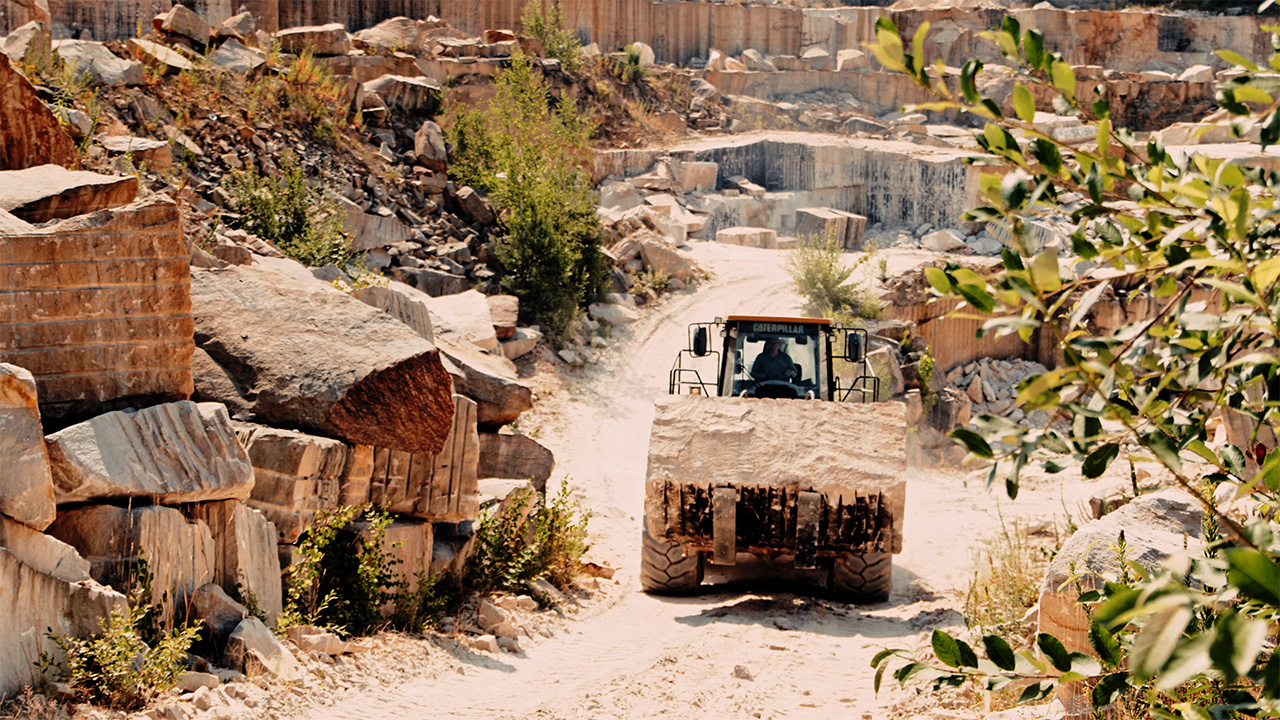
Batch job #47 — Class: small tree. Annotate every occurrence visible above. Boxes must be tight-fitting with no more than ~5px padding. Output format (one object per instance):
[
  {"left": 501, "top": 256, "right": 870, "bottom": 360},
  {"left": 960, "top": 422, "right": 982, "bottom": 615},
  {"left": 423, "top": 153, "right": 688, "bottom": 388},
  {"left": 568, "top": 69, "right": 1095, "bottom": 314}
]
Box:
[
  {"left": 866, "top": 16, "right": 1279, "bottom": 718},
  {"left": 786, "top": 229, "right": 880, "bottom": 322},
  {"left": 519, "top": 0, "right": 583, "bottom": 74},
  {"left": 448, "top": 51, "right": 607, "bottom": 338}
]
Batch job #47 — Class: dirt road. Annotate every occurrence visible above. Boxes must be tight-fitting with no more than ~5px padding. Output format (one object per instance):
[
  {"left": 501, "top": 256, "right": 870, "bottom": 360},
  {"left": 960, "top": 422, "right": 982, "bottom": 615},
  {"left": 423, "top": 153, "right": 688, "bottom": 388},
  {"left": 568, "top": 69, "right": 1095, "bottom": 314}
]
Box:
[{"left": 310, "top": 244, "right": 1109, "bottom": 720}]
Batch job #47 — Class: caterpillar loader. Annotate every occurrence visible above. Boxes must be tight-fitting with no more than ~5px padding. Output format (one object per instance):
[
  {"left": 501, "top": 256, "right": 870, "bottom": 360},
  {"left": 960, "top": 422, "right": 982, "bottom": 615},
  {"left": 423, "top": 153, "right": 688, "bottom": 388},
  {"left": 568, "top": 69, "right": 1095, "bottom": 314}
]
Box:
[{"left": 641, "top": 316, "right": 906, "bottom": 602}]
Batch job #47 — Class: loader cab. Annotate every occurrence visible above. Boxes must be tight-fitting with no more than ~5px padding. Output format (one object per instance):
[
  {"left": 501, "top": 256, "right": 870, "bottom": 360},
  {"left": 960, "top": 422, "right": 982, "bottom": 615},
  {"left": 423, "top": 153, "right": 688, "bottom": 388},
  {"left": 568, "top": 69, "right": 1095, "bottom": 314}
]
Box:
[{"left": 670, "top": 315, "right": 879, "bottom": 402}]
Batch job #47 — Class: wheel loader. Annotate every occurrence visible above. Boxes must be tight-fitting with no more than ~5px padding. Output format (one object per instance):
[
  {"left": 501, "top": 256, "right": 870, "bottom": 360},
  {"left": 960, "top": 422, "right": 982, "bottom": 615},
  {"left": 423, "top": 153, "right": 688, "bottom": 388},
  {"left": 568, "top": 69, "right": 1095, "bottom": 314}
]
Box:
[{"left": 641, "top": 316, "right": 906, "bottom": 602}]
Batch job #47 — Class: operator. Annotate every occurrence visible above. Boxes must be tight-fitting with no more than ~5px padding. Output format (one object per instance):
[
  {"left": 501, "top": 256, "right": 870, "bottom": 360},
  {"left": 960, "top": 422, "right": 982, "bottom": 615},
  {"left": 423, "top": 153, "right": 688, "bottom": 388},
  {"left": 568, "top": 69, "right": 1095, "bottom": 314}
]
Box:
[{"left": 751, "top": 337, "right": 797, "bottom": 382}]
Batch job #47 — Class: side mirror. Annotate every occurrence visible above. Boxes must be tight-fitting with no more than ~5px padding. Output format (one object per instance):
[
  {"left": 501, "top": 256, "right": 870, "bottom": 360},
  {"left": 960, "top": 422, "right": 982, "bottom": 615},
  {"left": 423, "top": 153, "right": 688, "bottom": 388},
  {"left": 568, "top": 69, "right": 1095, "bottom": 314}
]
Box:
[
  {"left": 845, "top": 333, "right": 863, "bottom": 363},
  {"left": 692, "top": 326, "right": 709, "bottom": 357}
]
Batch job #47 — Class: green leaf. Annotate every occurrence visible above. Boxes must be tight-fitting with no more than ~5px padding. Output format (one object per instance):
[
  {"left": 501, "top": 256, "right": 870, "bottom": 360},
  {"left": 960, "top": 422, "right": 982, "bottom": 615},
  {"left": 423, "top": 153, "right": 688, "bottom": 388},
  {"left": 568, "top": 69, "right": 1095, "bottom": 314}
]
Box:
[
  {"left": 1067, "top": 652, "right": 1102, "bottom": 677},
  {"left": 932, "top": 630, "right": 963, "bottom": 668},
  {"left": 1037, "top": 633, "right": 1072, "bottom": 672},
  {"left": 960, "top": 59, "right": 983, "bottom": 104},
  {"left": 924, "top": 266, "right": 953, "bottom": 294},
  {"left": 956, "top": 639, "right": 979, "bottom": 668},
  {"left": 912, "top": 22, "right": 931, "bottom": 75},
  {"left": 983, "top": 634, "right": 1016, "bottom": 671},
  {"left": 1090, "top": 622, "right": 1124, "bottom": 666},
  {"left": 1069, "top": 281, "right": 1109, "bottom": 330},
  {"left": 1016, "top": 681, "right": 1055, "bottom": 703},
  {"left": 951, "top": 428, "right": 994, "bottom": 459},
  {"left": 1023, "top": 29, "right": 1045, "bottom": 70},
  {"left": 1051, "top": 59, "right": 1076, "bottom": 100},
  {"left": 1223, "top": 548, "right": 1280, "bottom": 605},
  {"left": 1013, "top": 84, "right": 1035, "bottom": 123},
  {"left": 1208, "top": 611, "right": 1268, "bottom": 681},
  {"left": 871, "top": 648, "right": 896, "bottom": 668},
  {"left": 1216, "top": 49, "right": 1259, "bottom": 71},
  {"left": 1030, "top": 249, "right": 1061, "bottom": 293},
  {"left": 873, "top": 661, "right": 888, "bottom": 694},
  {"left": 1082, "top": 443, "right": 1120, "bottom": 479},
  {"left": 1144, "top": 430, "right": 1183, "bottom": 473},
  {"left": 1131, "top": 604, "right": 1193, "bottom": 683},
  {"left": 957, "top": 283, "right": 997, "bottom": 313},
  {"left": 1253, "top": 256, "right": 1280, "bottom": 291},
  {"left": 1092, "top": 672, "right": 1130, "bottom": 707}
]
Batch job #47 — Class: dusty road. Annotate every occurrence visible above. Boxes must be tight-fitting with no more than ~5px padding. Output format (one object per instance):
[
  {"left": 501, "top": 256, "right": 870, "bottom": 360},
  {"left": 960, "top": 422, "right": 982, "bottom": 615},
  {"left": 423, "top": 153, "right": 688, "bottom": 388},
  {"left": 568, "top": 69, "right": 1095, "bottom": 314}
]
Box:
[{"left": 310, "top": 244, "right": 1110, "bottom": 720}]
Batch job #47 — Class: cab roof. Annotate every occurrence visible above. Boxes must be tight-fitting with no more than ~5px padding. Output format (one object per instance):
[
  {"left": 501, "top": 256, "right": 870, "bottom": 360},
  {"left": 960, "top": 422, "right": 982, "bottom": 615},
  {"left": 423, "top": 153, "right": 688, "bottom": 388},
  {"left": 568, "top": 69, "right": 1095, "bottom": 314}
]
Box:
[{"left": 725, "top": 315, "right": 832, "bottom": 326}]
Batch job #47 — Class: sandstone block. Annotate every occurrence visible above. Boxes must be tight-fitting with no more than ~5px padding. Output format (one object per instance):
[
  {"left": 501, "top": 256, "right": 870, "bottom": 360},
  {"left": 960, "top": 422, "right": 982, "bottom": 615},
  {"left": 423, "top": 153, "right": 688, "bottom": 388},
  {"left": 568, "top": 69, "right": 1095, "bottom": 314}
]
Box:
[
  {"left": 413, "top": 119, "right": 447, "bottom": 172},
  {"left": 478, "top": 432, "right": 555, "bottom": 491},
  {"left": 363, "top": 395, "right": 480, "bottom": 522},
  {"left": 430, "top": 289, "right": 499, "bottom": 352},
  {"left": 128, "top": 38, "right": 195, "bottom": 74},
  {"left": 0, "top": 196, "right": 191, "bottom": 424},
  {"left": 486, "top": 295, "right": 519, "bottom": 341},
  {"left": 835, "top": 49, "right": 870, "bottom": 71},
  {"left": 922, "top": 228, "right": 967, "bottom": 253},
  {"left": 387, "top": 265, "right": 471, "bottom": 297},
  {"left": 98, "top": 134, "right": 173, "bottom": 172},
  {"left": 47, "top": 401, "right": 254, "bottom": 505},
  {"left": 1, "top": 20, "right": 51, "bottom": 65},
  {"left": 52, "top": 40, "right": 143, "bottom": 87},
  {"left": 801, "top": 47, "right": 831, "bottom": 71},
  {"left": 353, "top": 17, "right": 425, "bottom": 53},
  {"left": 588, "top": 302, "right": 639, "bottom": 326},
  {"left": 275, "top": 23, "right": 350, "bottom": 56},
  {"left": 438, "top": 338, "right": 533, "bottom": 428},
  {"left": 0, "top": 52, "right": 74, "bottom": 172},
  {"left": 351, "top": 280, "right": 435, "bottom": 342},
  {"left": 207, "top": 38, "right": 265, "bottom": 73},
  {"left": 455, "top": 185, "right": 494, "bottom": 225},
  {"left": 363, "top": 74, "right": 440, "bottom": 112},
  {"left": 185, "top": 582, "right": 249, "bottom": 648},
  {"left": 154, "top": 4, "right": 210, "bottom": 45},
  {"left": 48, "top": 504, "right": 215, "bottom": 623},
  {"left": 0, "top": 164, "right": 137, "bottom": 223},
  {"left": 501, "top": 327, "right": 543, "bottom": 361},
  {"left": 343, "top": 207, "right": 413, "bottom": 250},
  {"left": 191, "top": 263, "right": 455, "bottom": 455},
  {"left": 226, "top": 617, "right": 302, "bottom": 680},
  {"left": 678, "top": 161, "right": 718, "bottom": 193},
  {"left": 600, "top": 180, "right": 642, "bottom": 211},
  {"left": 639, "top": 237, "right": 696, "bottom": 281},
  {"left": 716, "top": 226, "right": 777, "bottom": 248},
  {"left": 0, "top": 513, "right": 89, "bottom": 583},
  {"left": 361, "top": 518, "right": 433, "bottom": 584},
  {"left": 0, "top": 545, "right": 126, "bottom": 698},
  {"left": 740, "top": 48, "right": 775, "bottom": 73},
  {"left": 184, "top": 501, "right": 282, "bottom": 625},
  {"left": 0, "top": 364, "right": 54, "bottom": 529}
]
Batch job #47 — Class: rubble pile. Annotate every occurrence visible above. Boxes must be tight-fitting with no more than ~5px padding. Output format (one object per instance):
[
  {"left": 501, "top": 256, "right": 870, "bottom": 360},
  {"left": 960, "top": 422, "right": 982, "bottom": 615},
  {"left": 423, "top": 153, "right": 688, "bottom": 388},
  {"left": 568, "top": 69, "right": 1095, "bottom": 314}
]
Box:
[{"left": 944, "top": 357, "right": 1052, "bottom": 428}]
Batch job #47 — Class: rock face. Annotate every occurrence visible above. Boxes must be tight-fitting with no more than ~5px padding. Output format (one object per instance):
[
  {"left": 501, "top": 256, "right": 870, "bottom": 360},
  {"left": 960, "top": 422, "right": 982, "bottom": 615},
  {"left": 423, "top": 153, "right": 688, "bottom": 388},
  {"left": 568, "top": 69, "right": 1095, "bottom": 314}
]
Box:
[
  {"left": 478, "top": 432, "right": 555, "bottom": 491},
  {"left": 359, "top": 395, "right": 480, "bottom": 522},
  {"left": 0, "top": 53, "right": 74, "bottom": 171},
  {"left": 437, "top": 338, "right": 533, "bottom": 428},
  {"left": 0, "top": 164, "right": 138, "bottom": 223},
  {"left": 1039, "top": 489, "right": 1202, "bottom": 719},
  {"left": 46, "top": 401, "right": 254, "bottom": 505},
  {"left": 183, "top": 501, "right": 282, "bottom": 625},
  {"left": 0, "top": 196, "right": 193, "bottom": 424},
  {"left": 0, "top": 545, "right": 127, "bottom": 698},
  {"left": 190, "top": 263, "right": 456, "bottom": 456},
  {"left": 48, "top": 504, "right": 215, "bottom": 623},
  {"left": 0, "top": 364, "right": 55, "bottom": 529}
]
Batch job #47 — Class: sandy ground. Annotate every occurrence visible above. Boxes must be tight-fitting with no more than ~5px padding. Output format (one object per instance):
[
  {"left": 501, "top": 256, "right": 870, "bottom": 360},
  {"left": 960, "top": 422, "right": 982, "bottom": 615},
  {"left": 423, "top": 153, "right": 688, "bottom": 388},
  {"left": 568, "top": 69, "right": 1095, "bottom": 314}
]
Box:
[{"left": 288, "top": 243, "right": 1116, "bottom": 720}]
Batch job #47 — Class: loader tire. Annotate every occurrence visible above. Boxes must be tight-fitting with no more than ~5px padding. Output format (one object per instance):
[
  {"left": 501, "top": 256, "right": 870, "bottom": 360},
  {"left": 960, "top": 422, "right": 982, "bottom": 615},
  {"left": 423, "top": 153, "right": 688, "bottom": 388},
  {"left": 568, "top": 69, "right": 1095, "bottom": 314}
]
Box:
[
  {"left": 640, "top": 521, "right": 702, "bottom": 595},
  {"left": 830, "top": 551, "right": 892, "bottom": 603}
]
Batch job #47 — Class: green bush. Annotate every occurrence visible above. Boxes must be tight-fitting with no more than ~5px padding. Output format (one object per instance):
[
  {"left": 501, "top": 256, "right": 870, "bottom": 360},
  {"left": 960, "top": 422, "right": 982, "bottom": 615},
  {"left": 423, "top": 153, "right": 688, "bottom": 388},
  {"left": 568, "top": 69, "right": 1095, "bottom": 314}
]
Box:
[
  {"left": 222, "top": 156, "right": 351, "bottom": 268},
  {"left": 617, "top": 44, "right": 647, "bottom": 84},
  {"left": 245, "top": 48, "right": 346, "bottom": 141},
  {"left": 519, "top": 1, "right": 583, "bottom": 73},
  {"left": 785, "top": 229, "right": 881, "bottom": 322},
  {"left": 448, "top": 51, "right": 607, "bottom": 339},
  {"left": 466, "top": 485, "right": 591, "bottom": 595}
]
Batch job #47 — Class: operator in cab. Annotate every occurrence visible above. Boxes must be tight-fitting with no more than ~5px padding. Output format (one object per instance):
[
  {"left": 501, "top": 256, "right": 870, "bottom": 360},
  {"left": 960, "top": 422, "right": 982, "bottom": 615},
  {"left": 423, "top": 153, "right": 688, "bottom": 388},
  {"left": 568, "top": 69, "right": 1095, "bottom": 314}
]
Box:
[{"left": 751, "top": 337, "right": 797, "bottom": 382}]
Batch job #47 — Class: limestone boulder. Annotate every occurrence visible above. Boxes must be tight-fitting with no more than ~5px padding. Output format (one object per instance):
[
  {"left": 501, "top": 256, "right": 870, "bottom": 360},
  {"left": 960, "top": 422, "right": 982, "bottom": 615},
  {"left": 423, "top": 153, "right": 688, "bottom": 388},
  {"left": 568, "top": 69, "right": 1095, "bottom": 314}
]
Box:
[
  {"left": 588, "top": 302, "right": 640, "bottom": 326},
  {"left": 48, "top": 504, "right": 215, "bottom": 623},
  {"left": 353, "top": 17, "right": 425, "bottom": 53},
  {"left": 275, "top": 24, "right": 350, "bottom": 56},
  {"left": 363, "top": 395, "right": 480, "bottom": 522},
  {"left": 501, "top": 327, "right": 543, "bottom": 361},
  {"left": 2, "top": 21, "right": 51, "bottom": 65},
  {"left": 801, "top": 47, "right": 831, "bottom": 71},
  {"left": 216, "top": 12, "right": 257, "bottom": 41},
  {"left": 437, "top": 338, "right": 533, "bottom": 428},
  {"left": 678, "top": 161, "right": 718, "bottom": 193},
  {"left": 363, "top": 74, "right": 441, "bottom": 112},
  {"left": 600, "top": 180, "right": 642, "bottom": 211},
  {"left": 0, "top": 364, "right": 54, "bottom": 529},
  {"left": 190, "top": 263, "right": 456, "bottom": 455},
  {"left": 922, "top": 228, "right": 967, "bottom": 253},
  {"left": 716, "top": 226, "right": 777, "bottom": 249},
  {"left": 343, "top": 207, "right": 413, "bottom": 250},
  {"left": 740, "top": 48, "right": 775, "bottom": 72},
  {"left": 387, "top": 266, "right": 470, "bottom": 297},
  {"left": 226, "top": 617, "right": 302, "bottom": 680},
  {"left": 98, "top": 134, "right": 173, "bottom": 172},
  {"left": 184, "top": 582, "right": 249, "bottom": 649},
  {"left": 351, "top": 280, "right": 435, "bottom": 342},
  {"left": 486, "top": 295, "right": 519, "bottom": 341},
  {"left": 478, "top": 432, "right": 555, "bottom": 491},
  {"left": 184, "top": 501, "right": 282, "bottom": 625},
  {"left": 835, "top": 49, "right": 870, "bottom": 71},
  {"left": 128, "top": 38, "right": 196, "bottom": 74},
  {"left": 52, "top": 40, "right": 143, "bottom": 87},
  {"left": 413, "top": 119, "right": 447, "bottom": 172},
  {"left": 0, "top": 196, "right": 192, "bottom": 424},
  {"left": 207, "top": 38, "right": 265, "bottom": 73},
  {"left": 46, "top": 401, "right": 254, "bottom": 505},
  {"left": 0, "top": 52, "right": 74, "bottom": 172},
  {"left": 0, "top": 164, "right": 137, "bottom": 223},
  {"left": 0, "top": 545, "right": 126, "bottom": 699},
  {"left": 430, "top": 289, "right": 499, "bottom": 352},
  {"left": 154, "top": 4, "right": 210, "bottom": 45},
  {"left": 639, "top": 237, "right": 696, "bottom": 281}
]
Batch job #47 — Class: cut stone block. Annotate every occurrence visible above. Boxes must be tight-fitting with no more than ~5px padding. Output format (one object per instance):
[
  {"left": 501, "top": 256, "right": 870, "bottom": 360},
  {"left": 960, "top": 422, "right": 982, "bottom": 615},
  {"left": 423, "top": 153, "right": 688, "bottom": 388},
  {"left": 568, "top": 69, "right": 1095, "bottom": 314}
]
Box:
[
  {"left": 716, "top": 226, "right": 778, "bottom": 249},
  {"left": 486, "top": 295, "right": 519, "bottom": 340},
  {"left": 429, "top": 289, "right": 499, "bottom": 352},
  {"left": 47, "top": 401, "right": 254, "bottom": 505},
  {"left": 207, "top": 38, "right": 265, "bottom": 73},
  {"left": 185, "top": 582, "right": 249, "bottom": 649},
  {"left": 190, "top": 263, "right": 456, "bottom": 455},
  {"left": 362, "top": 74, "right": 440, "bottom": 112},
  {"left": 478, "top": 432, "right": 555, "bottom": 491},
  {"left": 154, "top": 4, "right": 209, "bottom": 44},
  {"left": 0, "top": 196, "right": 192, "bottom": 424},
  {"left": 639, "top": 237, "right": 696, "bottom": 281},
  {"left": 343, "top": 207, "right": 413, "bottom": 250},
  {"left": 48, "top": 504, "right": 215, "bottom": 623},
  {"left": 184, "top": 501, "right": 282, "bottom": 626},
  {"left": 0, "top": 52, "right": 75, "bottom": 172},
  {"left": 678, "top": 161, "right": 718, "bottom": 193},
  {"left": 128, "top": 38, "right": 196, "bottom": 74},
  {"left": 794, "top": 207, "right": 867, "bottom": 250},
  {"left": 360, "top": 395, "right": 480, "bottom": 522},
  {"left": 0, "top": 164, "right": 137, "bottom": 223},
  {"left": 0, "top": 512, "right": 89, "bottom": 583},
  {"left": 226, "top": 617, "right": 302, "bottom": 680},
  {"left": 98, "top": 134, "right": 173, "bottom": 172},
  {"left": 437, "top": 338, "right": 533, "bottom": 429},
  {"left": 52, "top": 40, "right": 143, "bottom": 87},
  {"left": 386, "top": 266, "right": 470, "bottom": 297},
  {"left": 351, "top": 280, "right": 435, "bottom": 342},
  {"left": 501, "top": 327, "right": 543, "bottom": 361},
  {"left": 275, "top": 23, "right": 350, "bottom": 56},
  {"left": 0, "top": 364, "right": 54, "bottom": 529}
]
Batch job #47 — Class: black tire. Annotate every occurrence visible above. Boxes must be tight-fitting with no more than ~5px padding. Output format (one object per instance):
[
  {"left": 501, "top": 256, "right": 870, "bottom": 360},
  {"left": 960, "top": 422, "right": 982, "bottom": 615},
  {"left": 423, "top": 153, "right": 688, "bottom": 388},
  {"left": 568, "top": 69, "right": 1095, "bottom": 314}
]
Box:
[
  {"left": 640, "top": 521, "right": 703, "bottom": 595},
  {"left": 829, "top": 551, "right": 892, "bottom": 603}
]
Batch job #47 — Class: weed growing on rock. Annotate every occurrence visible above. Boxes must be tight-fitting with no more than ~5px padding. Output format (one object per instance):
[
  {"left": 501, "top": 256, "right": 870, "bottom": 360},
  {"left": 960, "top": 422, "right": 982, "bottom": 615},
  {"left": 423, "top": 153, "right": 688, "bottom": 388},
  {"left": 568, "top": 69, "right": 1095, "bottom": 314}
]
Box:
[
  {"left": 245, "top": 47, "right": 345, "bottom": 142},
  {"left": 222, "top": 155, "right": 351, "bottom": 268},
  {"left": 616, "top": 44, "right": 647, "bottom": 84},
  {"left": 962, "top": 518, "right": 1053, "bottom": 641},
  {"left": 466, "top": 485, "right": 591, "bottom": 594},
  {"left": 630, "top": 268, "right": 670, "bottom": 297},
  {"left": 519, "top": 0, "right": 582, "bottom": 73}
]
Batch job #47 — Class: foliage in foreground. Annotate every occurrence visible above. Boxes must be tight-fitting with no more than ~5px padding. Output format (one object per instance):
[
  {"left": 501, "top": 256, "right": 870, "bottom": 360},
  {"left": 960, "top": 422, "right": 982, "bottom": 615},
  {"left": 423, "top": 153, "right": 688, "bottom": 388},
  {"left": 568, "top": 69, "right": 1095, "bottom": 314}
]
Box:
[
  {"left": 448, "top": 51, "right": 607, "bottom": 338},
  {"left": 866, "top": 16, "right": 1280, "bottom": 719},
  {"left": 222, "top": 155, "right": 352, "bottom": 268},
  {"left": 785, "top": 229, "right": 882, "bottom": 322},
  {"left": 519, "top": 0, "right": 583, "bottom": 74},
  {"left": 466, "top": 484, "right": 592, "bottom": 594}
]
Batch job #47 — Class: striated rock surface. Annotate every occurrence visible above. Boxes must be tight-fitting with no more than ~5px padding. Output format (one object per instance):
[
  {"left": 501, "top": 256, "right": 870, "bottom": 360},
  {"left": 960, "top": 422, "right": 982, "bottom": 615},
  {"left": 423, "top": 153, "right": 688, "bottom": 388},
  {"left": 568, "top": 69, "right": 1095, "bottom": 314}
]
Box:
[
  {"left": 0, "top": 513, "right": 90, "bottom": 584},
  {"left": 351, "top": 281, "right": 435, "bottom": 342},
  {"left": 478, "top": 432, "right": 556, "bottom": 491},
  {"left": 0, "top": 196, "right": 192, "bottom": 424},
  {"left": 0, "top": 53, "right": 75, "bottom": 171},
  {"left": 0, "top": 164, "right": 138, "bottom": 223},
  {"left": 47, "top": 401, "right": 254, "bottom": 505},
  {"left": 226, "top": 617, "right": 302, "bottom": 680},
  {"left": 430, "top": 289, "right": 498, "bottom": 352},
  {"left": 191, "top": 263, "right": 456, "bottom": 455},
  {"left": 48, "top": 504, "right": 215, "bottom": 623},
  {"left": 437, "top": 338, "right": 532, "bottom": 428},
  {"left": 0, "top": 364, "right": 55, "bottom": 529},
  {"left": 184, "top": 501, "right": 282, "bottom": 625}
]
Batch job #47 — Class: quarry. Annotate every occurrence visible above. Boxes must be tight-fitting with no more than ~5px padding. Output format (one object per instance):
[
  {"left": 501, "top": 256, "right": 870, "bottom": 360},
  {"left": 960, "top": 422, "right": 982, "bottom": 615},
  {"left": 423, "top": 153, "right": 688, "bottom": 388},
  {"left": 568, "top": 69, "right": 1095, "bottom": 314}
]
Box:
[{"left": 0, "top": 0, "right": 1278, "bottom": 719}]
